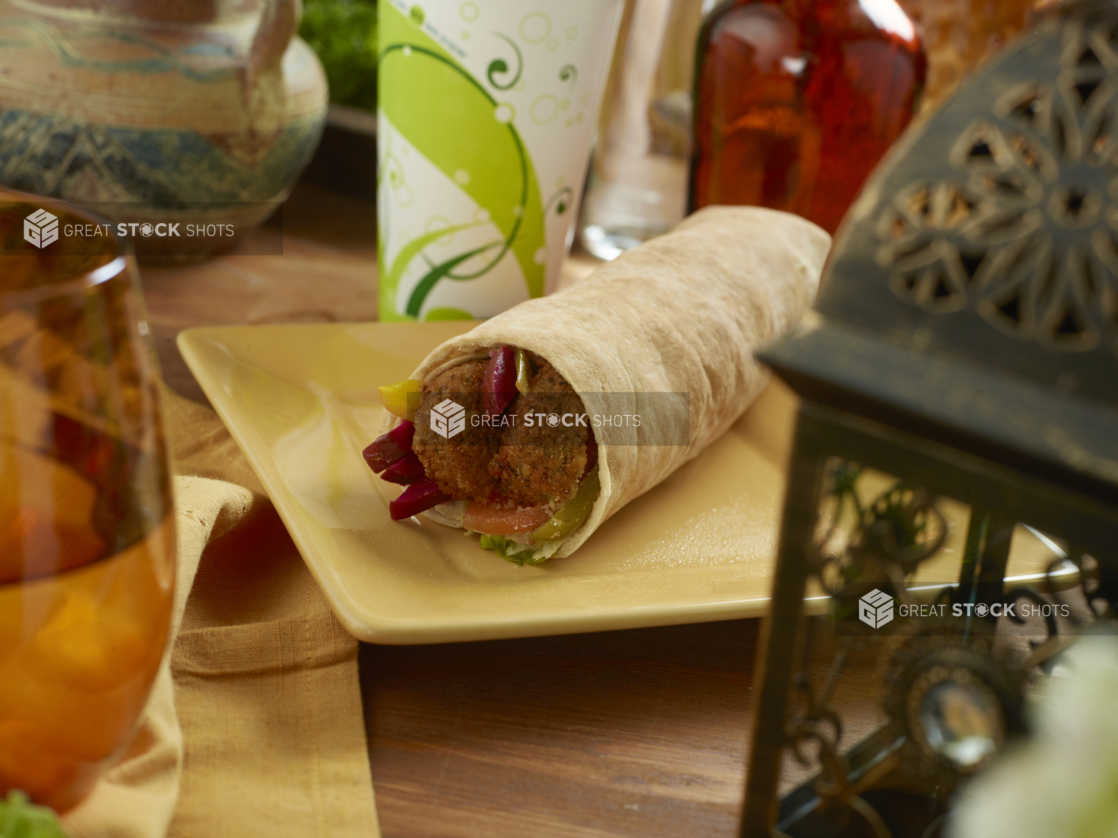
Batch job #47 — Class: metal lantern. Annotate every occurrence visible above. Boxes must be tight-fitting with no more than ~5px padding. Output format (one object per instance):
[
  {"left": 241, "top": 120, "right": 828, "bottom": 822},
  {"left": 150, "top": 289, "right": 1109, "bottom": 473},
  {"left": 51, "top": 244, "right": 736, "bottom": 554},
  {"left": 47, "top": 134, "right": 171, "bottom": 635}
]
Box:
[{"left": 742, "top": 2, "right": 1118, "bottom": 836}]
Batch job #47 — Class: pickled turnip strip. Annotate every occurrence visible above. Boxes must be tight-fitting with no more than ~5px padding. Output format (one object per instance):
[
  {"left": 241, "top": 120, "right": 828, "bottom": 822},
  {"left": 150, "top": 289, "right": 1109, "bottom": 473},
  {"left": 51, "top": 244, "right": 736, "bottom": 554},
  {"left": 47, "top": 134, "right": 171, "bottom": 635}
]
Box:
[
  {"left": 389, "top": 477, "right": 450, "bottom": 520},
  {"left": 381, "top": 452, "right": 426, "bottom": 485},
  {"left": 363, "top": 421, "right": 415, "bottom": 473},
  {"left": 482, "top": 345, "right": 517, "bottom": 416}
]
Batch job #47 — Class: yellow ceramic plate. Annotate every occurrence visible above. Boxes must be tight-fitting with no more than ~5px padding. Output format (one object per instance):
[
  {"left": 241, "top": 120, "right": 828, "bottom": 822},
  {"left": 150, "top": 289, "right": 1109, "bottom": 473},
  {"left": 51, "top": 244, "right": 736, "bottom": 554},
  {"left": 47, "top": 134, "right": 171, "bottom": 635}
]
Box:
[{"left": 178, "top": 322, "right": 1069, "bottom": 644}]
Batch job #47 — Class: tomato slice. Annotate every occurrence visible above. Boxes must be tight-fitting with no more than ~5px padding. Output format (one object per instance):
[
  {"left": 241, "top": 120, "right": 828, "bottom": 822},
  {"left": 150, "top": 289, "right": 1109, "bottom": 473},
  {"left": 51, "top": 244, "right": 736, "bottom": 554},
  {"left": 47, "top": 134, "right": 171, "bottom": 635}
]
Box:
[{"left": 464, "top": 502, "right": 552, "bottom": 535}]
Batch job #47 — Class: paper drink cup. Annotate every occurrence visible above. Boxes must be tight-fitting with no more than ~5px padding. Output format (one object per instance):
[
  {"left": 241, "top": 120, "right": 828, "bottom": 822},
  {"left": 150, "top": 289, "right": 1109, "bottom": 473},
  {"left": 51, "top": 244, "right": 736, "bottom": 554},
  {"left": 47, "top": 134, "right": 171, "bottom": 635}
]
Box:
[{"left": 377, "top": 0, "right": 625, "bottom": 320}]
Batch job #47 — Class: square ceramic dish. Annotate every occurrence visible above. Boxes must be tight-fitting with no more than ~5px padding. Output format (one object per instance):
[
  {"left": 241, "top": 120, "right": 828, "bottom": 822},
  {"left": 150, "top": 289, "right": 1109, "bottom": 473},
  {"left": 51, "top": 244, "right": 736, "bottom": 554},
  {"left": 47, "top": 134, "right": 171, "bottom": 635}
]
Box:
[{"left": 178, "top": 322, "right": 1066, "bottom": 644}]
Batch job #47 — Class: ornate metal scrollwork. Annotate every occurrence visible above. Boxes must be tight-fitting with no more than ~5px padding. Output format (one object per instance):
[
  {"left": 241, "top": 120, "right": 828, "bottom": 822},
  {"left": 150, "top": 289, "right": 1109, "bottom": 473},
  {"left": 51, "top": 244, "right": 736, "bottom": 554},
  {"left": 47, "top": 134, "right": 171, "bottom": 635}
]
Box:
[
  {"left": 812, "top": 461, "right": 949, "bottom": 602},
  {"left": 787, "top": 672, "right": 848, "bottom": 800},
  {"left": 784, "top": 642, "right": 898, "bottom": 838},
  {"left": 1005, "top": 586, "right": 1061, "bottom": 648},
  {"left": 1079, "top": 550, "right": 1118, "bottom": 616},
  {"left": 790, "top": 457, "right": 1110, "bottom": 821}
]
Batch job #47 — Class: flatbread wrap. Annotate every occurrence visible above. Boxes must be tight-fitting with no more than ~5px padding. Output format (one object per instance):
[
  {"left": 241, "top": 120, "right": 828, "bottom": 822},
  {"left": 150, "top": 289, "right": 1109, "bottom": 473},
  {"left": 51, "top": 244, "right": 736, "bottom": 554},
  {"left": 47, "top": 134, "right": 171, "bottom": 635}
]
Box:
[{"left": 365, "top": 206, "right": 831, "bottom": 563}]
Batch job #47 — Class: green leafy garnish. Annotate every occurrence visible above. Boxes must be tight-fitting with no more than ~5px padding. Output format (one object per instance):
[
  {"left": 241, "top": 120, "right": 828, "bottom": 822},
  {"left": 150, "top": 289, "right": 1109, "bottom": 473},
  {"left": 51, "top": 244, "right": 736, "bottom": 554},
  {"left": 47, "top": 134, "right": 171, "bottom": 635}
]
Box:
[
  {"left": 0, "top": 791, "right": 68, "bottom": 838},
  {"left": 299, "top": 0, "right": 378, "bottom": 111},
  {"left": 479, "top": 534, "right": 557, "bottom": 566}
]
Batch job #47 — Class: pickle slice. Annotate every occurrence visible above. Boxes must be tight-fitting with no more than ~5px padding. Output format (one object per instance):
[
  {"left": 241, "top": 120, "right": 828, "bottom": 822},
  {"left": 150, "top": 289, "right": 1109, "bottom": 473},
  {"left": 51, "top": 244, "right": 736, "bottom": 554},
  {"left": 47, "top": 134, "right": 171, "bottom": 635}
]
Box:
[
  {"left": 513, "top": 348, "right": 531, "bottom": 395},
  {"left": 530, "top": 466, "right": 600, "bottom": 543}
]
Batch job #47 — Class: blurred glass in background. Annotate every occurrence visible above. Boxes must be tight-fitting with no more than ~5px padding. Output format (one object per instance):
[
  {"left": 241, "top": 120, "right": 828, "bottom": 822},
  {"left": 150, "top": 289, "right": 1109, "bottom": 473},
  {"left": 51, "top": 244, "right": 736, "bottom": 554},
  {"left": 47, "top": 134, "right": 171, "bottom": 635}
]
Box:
[
  {"left": 578, "top": 0, "right": 707, "bottom": 261},
  {"left": 0, "top": 193, "right": 176, "bottom": 813}
]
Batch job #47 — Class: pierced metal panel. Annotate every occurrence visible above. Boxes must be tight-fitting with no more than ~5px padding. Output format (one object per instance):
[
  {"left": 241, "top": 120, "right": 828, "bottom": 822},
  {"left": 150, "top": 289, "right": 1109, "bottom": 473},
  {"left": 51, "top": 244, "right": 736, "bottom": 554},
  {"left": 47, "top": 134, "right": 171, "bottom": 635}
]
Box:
[
  {"left": 879, "top": 18, "right": 1118, "bottom": 351},
  {"left": 817, "top": 8, "right": 1118, "bottom": 407}
]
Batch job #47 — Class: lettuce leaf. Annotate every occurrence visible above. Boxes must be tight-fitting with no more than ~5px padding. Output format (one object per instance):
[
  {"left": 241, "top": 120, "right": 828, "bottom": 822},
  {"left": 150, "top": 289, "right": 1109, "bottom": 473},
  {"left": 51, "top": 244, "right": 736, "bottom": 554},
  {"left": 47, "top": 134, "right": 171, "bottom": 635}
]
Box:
[
  {"left": 478, "top": 534, "right": 560, "bottom": 566},
  {"left": 0, "top": 791, "right": 67, "bottom": 838}
]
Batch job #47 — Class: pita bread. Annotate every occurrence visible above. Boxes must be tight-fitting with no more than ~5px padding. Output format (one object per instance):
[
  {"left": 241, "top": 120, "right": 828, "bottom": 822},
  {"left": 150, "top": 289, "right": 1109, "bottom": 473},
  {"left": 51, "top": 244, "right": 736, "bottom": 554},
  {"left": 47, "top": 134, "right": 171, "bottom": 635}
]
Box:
[{"left": 379, "top": 206, "right": 831, "bottom": 558}]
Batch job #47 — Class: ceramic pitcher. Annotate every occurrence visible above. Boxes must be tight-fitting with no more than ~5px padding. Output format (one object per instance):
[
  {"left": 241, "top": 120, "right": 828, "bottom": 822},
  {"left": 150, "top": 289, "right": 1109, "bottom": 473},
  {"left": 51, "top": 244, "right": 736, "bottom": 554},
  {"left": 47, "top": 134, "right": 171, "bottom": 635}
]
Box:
[{"left": 0, "top": 0, "right": 329, "bottom": 258}]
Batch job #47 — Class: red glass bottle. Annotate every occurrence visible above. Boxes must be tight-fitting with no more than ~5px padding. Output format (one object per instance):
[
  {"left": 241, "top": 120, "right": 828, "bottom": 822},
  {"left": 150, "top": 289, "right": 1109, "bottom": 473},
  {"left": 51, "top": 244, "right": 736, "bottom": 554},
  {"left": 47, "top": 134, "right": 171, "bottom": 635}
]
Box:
[{"left": 689, "top": 0, "right": 927, "bottom": 235}]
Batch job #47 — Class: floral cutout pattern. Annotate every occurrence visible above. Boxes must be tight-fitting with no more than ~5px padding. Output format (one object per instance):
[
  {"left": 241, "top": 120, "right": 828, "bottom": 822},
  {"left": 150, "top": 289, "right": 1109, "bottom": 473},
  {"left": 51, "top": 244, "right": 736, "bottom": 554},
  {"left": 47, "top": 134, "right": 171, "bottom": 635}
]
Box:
[{"left": 877, "top": 19, "right": 1118, "bottom": 353}]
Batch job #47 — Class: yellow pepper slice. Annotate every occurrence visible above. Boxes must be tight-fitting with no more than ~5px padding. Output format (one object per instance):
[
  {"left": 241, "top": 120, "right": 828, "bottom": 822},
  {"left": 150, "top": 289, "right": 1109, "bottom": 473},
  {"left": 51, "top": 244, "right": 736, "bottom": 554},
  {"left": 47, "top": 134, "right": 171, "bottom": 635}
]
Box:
[
  {"left": 379, "top": 379, "right": 422, "bottom": 421},
  {"left": 531, "top": 466, "right": 600, "bottom": 543},
  {"left": 514, "top": 348, "right": 531, "bottom": 394}
]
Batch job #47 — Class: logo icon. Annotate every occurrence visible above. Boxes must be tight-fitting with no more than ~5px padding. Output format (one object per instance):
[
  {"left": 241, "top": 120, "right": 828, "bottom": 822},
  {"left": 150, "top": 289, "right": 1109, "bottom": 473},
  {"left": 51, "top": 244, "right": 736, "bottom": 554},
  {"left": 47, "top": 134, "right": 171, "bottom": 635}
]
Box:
[
  {"left": 23, "top": 209, "right": 59, "bottom": 249},
  {"left": 858, "top": 589, "right": 894, "bottom": 629},
  {"left": 430, "top": 398, "right": 466, "bottom": 439}
]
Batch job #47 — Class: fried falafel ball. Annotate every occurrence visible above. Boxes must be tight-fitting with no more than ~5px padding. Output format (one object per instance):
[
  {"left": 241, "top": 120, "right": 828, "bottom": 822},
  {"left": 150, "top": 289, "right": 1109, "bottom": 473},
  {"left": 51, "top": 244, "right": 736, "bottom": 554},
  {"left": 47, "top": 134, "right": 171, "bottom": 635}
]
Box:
[
  {"left": 413, "top": 361, "right": 501, "bottom": 501},
  {"left": 488, "top": 359, "right": 589, "bottom": 509}
]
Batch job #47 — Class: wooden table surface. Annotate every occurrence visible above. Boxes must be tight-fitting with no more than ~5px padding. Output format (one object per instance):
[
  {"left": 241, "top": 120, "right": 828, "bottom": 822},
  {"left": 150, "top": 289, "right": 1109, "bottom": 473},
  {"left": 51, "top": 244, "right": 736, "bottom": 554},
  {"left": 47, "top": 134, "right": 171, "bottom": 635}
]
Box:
[{"left": 141, "top": 182, "right": 878, "bottom": 838}]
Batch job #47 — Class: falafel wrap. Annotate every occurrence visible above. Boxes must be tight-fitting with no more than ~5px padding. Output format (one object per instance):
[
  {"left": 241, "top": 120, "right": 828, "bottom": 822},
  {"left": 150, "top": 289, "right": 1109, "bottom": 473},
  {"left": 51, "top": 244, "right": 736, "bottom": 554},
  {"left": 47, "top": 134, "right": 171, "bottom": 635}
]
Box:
[{"left": 364, "top": 207, "right": 830, "bottom": 563}]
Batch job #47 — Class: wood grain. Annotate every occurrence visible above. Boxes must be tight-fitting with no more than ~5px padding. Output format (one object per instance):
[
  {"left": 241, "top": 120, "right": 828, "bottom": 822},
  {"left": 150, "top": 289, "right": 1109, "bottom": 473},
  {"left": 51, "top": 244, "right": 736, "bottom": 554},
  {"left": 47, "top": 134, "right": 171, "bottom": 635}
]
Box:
[
  {"left": 142, "top": 183, "right": 378, "bottom": 405},
  {"left": 360, "top": 620, "right": 760, "bottom": 838}
]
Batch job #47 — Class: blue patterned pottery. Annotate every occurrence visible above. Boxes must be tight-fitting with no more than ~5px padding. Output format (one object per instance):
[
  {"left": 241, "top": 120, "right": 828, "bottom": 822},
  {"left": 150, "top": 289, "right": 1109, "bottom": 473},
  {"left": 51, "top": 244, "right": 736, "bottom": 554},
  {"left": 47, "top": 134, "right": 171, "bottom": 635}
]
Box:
[{"left": 0, "top": 0, "right": 328, "bottom": 260}]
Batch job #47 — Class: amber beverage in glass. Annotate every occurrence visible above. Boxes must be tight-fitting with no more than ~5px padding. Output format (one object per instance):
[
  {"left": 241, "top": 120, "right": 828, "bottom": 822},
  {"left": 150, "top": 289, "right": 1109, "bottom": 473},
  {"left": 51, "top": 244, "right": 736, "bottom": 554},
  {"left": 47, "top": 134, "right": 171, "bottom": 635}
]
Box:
[
  {"left": 0, "top": 192, "right": 175, "bottom": 812},
  {"left": 690, "top": 0, "right": 927, "bottom": 235}
]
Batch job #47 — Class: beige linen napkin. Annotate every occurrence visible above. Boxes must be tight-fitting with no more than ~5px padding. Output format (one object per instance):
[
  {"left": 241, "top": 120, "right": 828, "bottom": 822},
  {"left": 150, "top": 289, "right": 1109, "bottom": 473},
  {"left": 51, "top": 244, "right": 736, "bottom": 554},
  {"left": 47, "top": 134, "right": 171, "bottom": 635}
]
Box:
[{"left": 60, "top": 391, "right": 380, "bottom": 838}]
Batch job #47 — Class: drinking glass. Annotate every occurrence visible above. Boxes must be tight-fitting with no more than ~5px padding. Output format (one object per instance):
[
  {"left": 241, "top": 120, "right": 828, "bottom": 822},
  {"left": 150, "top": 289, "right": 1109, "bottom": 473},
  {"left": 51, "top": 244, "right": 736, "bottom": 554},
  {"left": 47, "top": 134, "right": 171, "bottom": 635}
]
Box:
[
  {"left": 578, "top": 0, "right": 706, "bottom": 260},
  {"left": 0, "top": 190, "right": 176, "bottom": 812}
]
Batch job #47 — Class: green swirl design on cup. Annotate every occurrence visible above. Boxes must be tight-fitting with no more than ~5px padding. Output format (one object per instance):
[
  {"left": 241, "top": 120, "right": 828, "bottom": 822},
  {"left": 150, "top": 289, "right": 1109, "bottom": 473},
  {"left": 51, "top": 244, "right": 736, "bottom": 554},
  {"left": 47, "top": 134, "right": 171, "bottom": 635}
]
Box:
[
  {"left": 378, "top": 3, "right": 547, "bottom": 320},
  {"left": 559, "top": 64, "right": 577, "bottom": 87},
  {"left": 545, "top": 186, "right": 573, "bottom": 216},
  {"left": 486, "top": 33, "right": 523, "bottom": 91}
]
